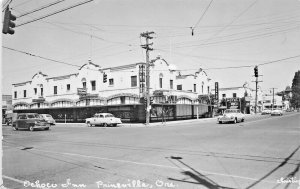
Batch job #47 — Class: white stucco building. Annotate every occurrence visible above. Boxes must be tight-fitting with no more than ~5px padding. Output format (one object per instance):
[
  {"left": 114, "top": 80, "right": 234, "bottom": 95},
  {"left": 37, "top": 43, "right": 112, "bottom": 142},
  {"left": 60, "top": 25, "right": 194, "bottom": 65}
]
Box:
[{"left": 12, "top": 56, "right": 213, "bottom": 110}]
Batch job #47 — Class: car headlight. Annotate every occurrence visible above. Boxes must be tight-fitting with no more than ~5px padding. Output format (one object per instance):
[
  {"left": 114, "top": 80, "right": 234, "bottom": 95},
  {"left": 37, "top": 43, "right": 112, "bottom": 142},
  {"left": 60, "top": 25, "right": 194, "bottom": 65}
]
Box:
[{"left": 34, "top": 121, "right": 38, "bottom": 124}]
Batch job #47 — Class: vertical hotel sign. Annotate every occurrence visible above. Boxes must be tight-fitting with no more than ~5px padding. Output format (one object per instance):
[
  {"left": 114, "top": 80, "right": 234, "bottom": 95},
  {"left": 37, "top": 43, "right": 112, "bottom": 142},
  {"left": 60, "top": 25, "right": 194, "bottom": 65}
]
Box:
[
  {"left": 215, "top": 82, "right": 219, "bottom": 105},
  {"left": 139, "top": 65, "right": 146, "bottom": 94}
]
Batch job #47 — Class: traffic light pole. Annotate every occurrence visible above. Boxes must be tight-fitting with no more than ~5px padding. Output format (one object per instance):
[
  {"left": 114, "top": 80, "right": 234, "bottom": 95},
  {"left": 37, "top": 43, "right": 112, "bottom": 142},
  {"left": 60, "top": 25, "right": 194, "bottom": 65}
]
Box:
[
  {"left": 140, "top": 31, "right": 154, "bottom": 125},
  {"left": 253, "top": 66, "right": 262, "bottom": 114}
]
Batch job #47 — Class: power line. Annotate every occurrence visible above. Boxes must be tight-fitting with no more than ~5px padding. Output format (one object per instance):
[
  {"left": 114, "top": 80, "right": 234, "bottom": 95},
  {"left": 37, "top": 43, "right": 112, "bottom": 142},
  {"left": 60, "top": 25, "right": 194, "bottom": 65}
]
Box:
[
  {"left": 10, "top": 0, "right": 34, "bottom": 9},
  {"left": 16, "top": 0, "right": 94, "bottom": 27},
  {"left": 17, "top": 0, "right": 66, "bottom": 18},
  {"left": 192, "top": 0, "right": 214, "bottom": 31}
]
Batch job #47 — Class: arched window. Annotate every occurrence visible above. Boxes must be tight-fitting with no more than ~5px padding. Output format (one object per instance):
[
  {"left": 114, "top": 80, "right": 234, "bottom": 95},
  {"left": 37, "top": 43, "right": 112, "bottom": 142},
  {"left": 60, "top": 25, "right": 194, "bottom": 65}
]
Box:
[
  {"left": 81, "top": 78, "right": 86, "bottom": 89},
  {"left": 159, "top": 73, "right": 163, "bottom": 88}
]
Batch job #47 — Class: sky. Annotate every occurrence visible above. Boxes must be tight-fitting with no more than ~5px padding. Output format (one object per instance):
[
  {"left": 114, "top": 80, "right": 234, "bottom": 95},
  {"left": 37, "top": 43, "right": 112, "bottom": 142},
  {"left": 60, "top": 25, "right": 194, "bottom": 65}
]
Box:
[{"left": 1, "top": 0, "right": 300, "bottom": 95}]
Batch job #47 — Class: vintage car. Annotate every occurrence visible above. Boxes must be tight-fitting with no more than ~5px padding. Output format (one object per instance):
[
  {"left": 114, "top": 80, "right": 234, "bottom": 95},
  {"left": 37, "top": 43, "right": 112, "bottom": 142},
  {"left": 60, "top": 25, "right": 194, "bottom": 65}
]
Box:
[
  {"left": 261, "top": 109, "right": 271, "bottom": 115},
  {"left": 271, "top": 109, "right": 283, "bottom": 116},
  {"left": 218, "top": 109, "right": 245, "bottom": 124},
  {"left": 12, "top": 113, "right": 50, "bottom": 131},
  {"left": 40, "top": 114, "right": 56, "bottom": 125},
  {"left": 85, "top": 113, "right": 122, "bottom": 127}
]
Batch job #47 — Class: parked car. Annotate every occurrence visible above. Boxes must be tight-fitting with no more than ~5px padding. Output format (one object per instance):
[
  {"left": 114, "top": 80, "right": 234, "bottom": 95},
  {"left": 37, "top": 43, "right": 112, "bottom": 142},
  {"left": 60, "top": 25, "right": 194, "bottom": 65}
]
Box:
[
  {"left": 271, "top": 109, "right": 283, "bottom": 116},
  {"left": 218, "top": 109, "right": 245, "bottom": 124},
  {"left": 40, "top": 114, "right": 56, "bottom": 125},
  {"left": 85, "top": 113, "right": 122, "bottom": 127},
  {"left": 12, "top": 113, "right": 50, "bottom": 131},
  {"left": 261, "top": 109, "right": 271, "bottom": 115}
]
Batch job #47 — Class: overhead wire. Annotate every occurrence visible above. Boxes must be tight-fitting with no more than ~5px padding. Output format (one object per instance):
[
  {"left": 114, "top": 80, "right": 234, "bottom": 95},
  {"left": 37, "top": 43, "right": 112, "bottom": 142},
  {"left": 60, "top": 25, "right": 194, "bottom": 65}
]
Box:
[
  {"left": 17, "top": 0, "right": 66, "bottom": 18},
  {"left": 16, "top": 0, "right": 94, "bottom": 27},
  {"left": 191, "top": 0, "right": 214, "bottom": 32}
]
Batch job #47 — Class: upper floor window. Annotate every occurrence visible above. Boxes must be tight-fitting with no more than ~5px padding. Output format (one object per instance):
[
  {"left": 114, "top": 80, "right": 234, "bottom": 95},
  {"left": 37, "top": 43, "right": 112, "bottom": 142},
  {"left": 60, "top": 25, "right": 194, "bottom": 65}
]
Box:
[
  {"left": 177, "top": 85, "right": 182, "bottom": 90},
  {"left": 222, "top": 94, "right": 226, "bottom": 98},
  {"left": 24, "top": 90, "right": 26, "bottom": 98},
  {"left": 194, "top": 84, "right": 196, "bottom": 92},
  {"left": 91, "top": 81, "right": 96, "bottom": 91},
  {"left": 170, "top": 80, "right": 173, "bottom": 89},
  {"left": 82, "top": 82, "right": 86, "bottom": 89},
  {"left": 233, "top": 93, "right": 237, "bottom": 98},
  {"left": 67, "top": 84, "right": 70, "bottom": 91},
  {"left": 14, "top": 91, "right": 17, "bottom": 99},
  {"left": 34, "top": 88, "right": 37, "bottom": 95},
  {"left": 109, "top": 79, "right": 114, "bottom": 86},
  {"left": 54, "top": 86, "right": 57, "bottom": 95},
  {"left": 207, "top": 86, "right": 210, "bottom": 94},
  {"left": 159, "top": 78, "right": 163, "bottom": 88},
  {"left": 131, "top": 76, "right": 137, "bottom": 87}
]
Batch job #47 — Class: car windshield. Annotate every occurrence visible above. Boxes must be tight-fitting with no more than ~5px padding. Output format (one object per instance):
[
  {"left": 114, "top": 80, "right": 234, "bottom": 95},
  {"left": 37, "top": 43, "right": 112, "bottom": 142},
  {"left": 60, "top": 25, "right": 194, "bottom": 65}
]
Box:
[
  {"left": 106, "top": 114, "right": 114, "bottom": 118},
  {"left": 46, "top": 114, "right": 52, "bottom": 118},
  {"left": 225, "top": 109, "right": 239, "bottom": 113},
  {"left": 27, "top": 114, "right": 40, "bottom": 119}
]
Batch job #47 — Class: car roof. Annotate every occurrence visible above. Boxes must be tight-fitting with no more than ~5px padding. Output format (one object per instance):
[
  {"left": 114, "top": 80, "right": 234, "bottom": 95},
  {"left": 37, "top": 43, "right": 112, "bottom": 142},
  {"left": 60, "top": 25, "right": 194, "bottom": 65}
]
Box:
[{"left": 18, "top": 113, "right": 38, "bottom": 115}]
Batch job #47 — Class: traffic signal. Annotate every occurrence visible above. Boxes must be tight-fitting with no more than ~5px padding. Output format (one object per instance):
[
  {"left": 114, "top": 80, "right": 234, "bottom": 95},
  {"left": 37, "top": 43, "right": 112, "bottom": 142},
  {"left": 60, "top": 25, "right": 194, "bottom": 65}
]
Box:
[
  {"left": 143, "top": 98, "right": 147, "bottom": 108},
  {"left": 254, "top": 66, "right": 258, "bottom": 77},
  {"left": 103, "top": 73, "right": 107, "bottom": 83},
  {"left": 2, "top": 6, "right": 16, "bottom": 35}
]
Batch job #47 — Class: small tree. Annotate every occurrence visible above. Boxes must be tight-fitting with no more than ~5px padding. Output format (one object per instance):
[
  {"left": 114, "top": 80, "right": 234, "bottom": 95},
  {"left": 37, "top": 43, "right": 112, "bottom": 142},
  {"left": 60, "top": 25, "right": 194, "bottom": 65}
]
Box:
[{"left": 291, "top": 70, "right": 300, "bottom": 108}]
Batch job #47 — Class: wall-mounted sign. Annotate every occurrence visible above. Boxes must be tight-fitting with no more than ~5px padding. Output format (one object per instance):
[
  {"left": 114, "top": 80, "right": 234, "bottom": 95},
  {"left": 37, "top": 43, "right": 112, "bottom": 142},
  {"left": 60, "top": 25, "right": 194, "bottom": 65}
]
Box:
[
  {"left": 215, "top": 82, "right": 219, "bottom": 102},
  {"left": 32, "top": 97, "right": 45, "bottom": 103},
  {"left": 139, "top": 65, "right": 146, "bottom": 94},
  {"left": 77, "top": 88, "right": 87, "bottom": 95}
]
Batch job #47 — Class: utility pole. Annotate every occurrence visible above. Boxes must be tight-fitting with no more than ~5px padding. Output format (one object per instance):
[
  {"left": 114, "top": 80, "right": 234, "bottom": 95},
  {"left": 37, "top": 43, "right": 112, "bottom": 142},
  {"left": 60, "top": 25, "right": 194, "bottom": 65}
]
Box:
[
  {"left": 270, "top": 88, "right": 277, "bottom": 110},
  {"left": 253, "top": 66, "right": 262, "bottom": 114},
  {"left": 140, "top": 31, "right": 154, "bottom": 125}
]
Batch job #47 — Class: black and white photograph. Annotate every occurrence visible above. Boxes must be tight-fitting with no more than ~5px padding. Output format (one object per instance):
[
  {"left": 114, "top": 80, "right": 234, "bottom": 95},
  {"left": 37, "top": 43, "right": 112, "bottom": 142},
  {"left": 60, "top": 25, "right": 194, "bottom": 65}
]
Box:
[{"left": 1, "top": 0, "right": 300, "bottom": 188}]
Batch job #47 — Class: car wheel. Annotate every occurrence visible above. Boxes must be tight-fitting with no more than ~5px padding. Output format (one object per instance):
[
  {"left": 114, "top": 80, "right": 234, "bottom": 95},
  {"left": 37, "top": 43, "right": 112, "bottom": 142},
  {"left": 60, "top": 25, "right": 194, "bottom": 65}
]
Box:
[
  {"left": 103, "top": 123, "right": 108, "bottom": 127},
  {"left": 13, "top": 126, "right": 18, "bottom": 131},
  {"left": 29, "top": 126, "right": 34, "bottom": 131},
  {"left": 218, "top": 121, "right": 222, "bottom": 124},
  {"left": 241, "top": 118, "right": 244, "bottom": 122},
  {"left": 233, "top": 118, "right": 237, "bottom": 124},
  {"left": 45, "top": 127, "right": 50, "bottom": 130},
  {"left": 113, "top": 124, "right": 117, "bottom": 127},
  {"left": 87, "top": 122, "right": 91, "bottom": 127}
]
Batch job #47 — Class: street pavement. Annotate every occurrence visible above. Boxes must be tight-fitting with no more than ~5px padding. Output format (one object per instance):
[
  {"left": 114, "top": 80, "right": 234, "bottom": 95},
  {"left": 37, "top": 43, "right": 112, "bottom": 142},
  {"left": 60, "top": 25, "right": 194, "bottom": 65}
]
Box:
[{"left": 2, "top": 112, "right": 300, "bottom": 189}]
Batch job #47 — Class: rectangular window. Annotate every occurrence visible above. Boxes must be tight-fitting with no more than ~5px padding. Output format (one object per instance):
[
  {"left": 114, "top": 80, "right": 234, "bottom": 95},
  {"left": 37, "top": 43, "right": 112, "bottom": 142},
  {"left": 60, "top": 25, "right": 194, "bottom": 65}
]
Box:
[
  {"left": 170, "top": 80, "right": 173, "bottom": 89},
  {"left": 41, "top": 88, "right": 43, "bottom": 96},
  {"left": 177, "top": 85, "right": 182, "bottom": 90},
  {"left": 194, "top": 84, "right": 196, "bottom": 92},
  {"left": 109, "top": 79, "right": 114, "bottom": 86},
  {"left": 54, "top": 86, "right": 57, "bottom": 95},
  {"left": 14, "top": 91, "right": 17, "bottom": 99},
  {"left": 91, "top": 81, "right": 96, "bottom": 91},
  {"left": 34, "top": 88, "right": 37, "bottom": 95},
  {"left": 159, "top": 78, "right": 163, "bottom": 88},
  {"left": 67, "top": 84, "right": 70, "bottom": 91},
  {"left": 207, "top": 86, "right": 210, "bottom": 94},
  {"left": 24, "top": 90, "right": 26, "bottom": 98},
  {"left": 233, "top": 93, "right": 237, "bottom": 98},
  {"left": 82, "top": 82, "right": 86, "bottom": 89},
  {"left": 131, "top": 76, "right": 137, "bottom": 87},
  {"left": 222, "top": 94, "right": 226, "bottom": 98}
]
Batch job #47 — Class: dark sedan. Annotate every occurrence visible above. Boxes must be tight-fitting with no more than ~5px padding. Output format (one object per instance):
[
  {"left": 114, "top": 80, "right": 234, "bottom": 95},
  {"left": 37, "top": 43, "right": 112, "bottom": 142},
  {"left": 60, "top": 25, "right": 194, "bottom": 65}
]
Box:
[{"left": 12, "top": 113, "right": 50, "bottom": 131}]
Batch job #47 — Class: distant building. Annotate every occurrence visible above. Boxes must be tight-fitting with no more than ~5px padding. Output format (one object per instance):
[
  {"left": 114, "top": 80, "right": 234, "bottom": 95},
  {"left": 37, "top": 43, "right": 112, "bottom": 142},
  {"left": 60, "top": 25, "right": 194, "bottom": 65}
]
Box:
[
  {"left": 212, "top": 82, "right": 264, "bottom": 114},
  {"left": 11, "top": 56, "right": 213, "bottom": 122},
  {"left": 2, "top": 94, "right": 12, "bottom": 119}
]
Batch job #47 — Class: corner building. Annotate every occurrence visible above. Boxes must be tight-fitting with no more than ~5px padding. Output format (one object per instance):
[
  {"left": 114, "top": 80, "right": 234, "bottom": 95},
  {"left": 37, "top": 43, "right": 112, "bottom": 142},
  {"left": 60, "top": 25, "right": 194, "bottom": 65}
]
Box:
[{"left": 12, "top": 56, "right": 213, "bottom": 123}]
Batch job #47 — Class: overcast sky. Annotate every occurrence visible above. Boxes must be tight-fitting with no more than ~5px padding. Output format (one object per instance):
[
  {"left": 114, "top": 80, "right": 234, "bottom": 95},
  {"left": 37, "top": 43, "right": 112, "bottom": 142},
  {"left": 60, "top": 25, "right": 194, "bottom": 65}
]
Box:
[{"left": 2, "top": 0, "right": 300, "bottom": 95}]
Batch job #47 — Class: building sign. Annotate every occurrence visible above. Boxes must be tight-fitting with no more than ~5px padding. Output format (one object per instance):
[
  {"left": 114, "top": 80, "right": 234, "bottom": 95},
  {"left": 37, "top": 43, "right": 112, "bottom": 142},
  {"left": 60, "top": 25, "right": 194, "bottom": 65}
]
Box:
[
  {"left": 79, "top": 94, "right": 99, "bottom": 100},
  {"left": 32, "top": 97, "right": 45, "bottom": 103},
  {"left": 139, "top": 65, "right": 146, "bottom": 94},
  {"left": 77, "top": 88, "right": 87, "bottom": 96},
  {"left": 215, "top": 82, "right": 219, "bottom": 102},
  {"left": 226, "top": 98, "right": 241, "bottom": 109}
]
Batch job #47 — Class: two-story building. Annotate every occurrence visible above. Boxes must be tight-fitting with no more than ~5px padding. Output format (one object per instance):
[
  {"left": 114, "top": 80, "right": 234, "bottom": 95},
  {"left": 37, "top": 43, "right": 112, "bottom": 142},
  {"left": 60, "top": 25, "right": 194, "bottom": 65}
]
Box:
[{"left": 12, "top": 56, "right": 213, "bottom": 122}]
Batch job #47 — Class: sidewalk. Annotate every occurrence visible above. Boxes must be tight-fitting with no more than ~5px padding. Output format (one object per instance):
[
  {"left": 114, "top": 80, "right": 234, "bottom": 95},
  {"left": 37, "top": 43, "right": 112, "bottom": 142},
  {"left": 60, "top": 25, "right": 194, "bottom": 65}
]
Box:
[{"left": 54, "top": 113, "right": 260, "bottom": 128}]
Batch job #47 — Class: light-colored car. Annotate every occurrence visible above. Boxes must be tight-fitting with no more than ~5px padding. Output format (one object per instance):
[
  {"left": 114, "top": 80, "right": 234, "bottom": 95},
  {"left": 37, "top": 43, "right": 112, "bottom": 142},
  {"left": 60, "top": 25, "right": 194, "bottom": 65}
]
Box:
[
  {"left": 218, "top": 109, "right": 245, "bottom": 124},
  {"left": 261, "top": 109, "right": 271, "bottom": 115},
  {"left": 40, "top": 114, "right": 56, "bottom": 125},
  {"left": 271, "top": 109, "right": 283, "bottom": 116},
  {"left": 12, "top": 113, "right": 50, "bottom": 131},
  {"left": 85, "top": 113, "right": 122, "bottom": 127}
]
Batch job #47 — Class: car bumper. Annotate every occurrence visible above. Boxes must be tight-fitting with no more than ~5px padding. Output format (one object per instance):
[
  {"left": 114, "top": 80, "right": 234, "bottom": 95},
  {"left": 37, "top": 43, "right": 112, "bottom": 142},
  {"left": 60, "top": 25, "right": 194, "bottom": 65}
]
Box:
[
  {"left": 34, "top": 124, "right": 50, "bottom": 129},
  {"left": 218, "top": 117, "right": 235, "bottom": 122}
]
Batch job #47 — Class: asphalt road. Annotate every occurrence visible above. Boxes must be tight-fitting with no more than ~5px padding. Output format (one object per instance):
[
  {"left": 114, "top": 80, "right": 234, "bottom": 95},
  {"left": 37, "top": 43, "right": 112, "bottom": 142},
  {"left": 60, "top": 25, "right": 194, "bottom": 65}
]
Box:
[{"left": 2, "top": 113, "right": 300, "bottom": 189}]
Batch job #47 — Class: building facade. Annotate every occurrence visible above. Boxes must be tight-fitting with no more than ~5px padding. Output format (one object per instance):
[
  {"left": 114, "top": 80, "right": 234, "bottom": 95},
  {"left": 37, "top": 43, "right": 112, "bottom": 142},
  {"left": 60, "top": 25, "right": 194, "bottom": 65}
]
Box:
[{"left": 12, "top": 56, "right": 213, "bottom": 122}]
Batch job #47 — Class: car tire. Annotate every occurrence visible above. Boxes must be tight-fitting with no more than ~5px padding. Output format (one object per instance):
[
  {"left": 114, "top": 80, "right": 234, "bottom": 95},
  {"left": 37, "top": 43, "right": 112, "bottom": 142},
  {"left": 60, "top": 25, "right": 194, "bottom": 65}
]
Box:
[
  {"left": 87, "top": 122, "right": 91, "bottom": 127},
  {"left": 233, "top": 118, "right": 237, "bottom": 124},
  {"left": 218, "top": 121, "right": 222, "bottom": 124},
  {"left": 103, "top": 123, "right": 108, "bottom": 127},
  {"left": 45, "top": 127, "right": 50, "bottom": 130},
  {"left": 29, "top": 126, "right": 34, "bottom": 131},
  {"left": 241, "top": 118, "right": 244, "bottom": 122},
  {"left": 113, "top": 124, "right": 117, "bottom": 127},
  {"left": 13, "top": 126, "right": 18, "bottom": 131}
]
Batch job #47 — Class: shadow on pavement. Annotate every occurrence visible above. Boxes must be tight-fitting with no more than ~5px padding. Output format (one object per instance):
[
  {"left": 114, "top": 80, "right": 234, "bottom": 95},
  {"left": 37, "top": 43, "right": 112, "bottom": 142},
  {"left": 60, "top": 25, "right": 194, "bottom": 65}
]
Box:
[
  {"left": 167, "top": 156, "right": 236, "bottom": 189},
  {"left": 246, "top": 145, "right": 300, "bottom": 189}
]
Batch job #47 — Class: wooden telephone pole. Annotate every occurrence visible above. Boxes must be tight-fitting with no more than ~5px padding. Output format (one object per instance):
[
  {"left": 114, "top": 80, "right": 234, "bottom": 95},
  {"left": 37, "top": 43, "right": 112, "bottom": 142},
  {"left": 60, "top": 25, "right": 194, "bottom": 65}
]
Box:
[{"left": 140, "top": 31, "right": 154, "bottom": 125}]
